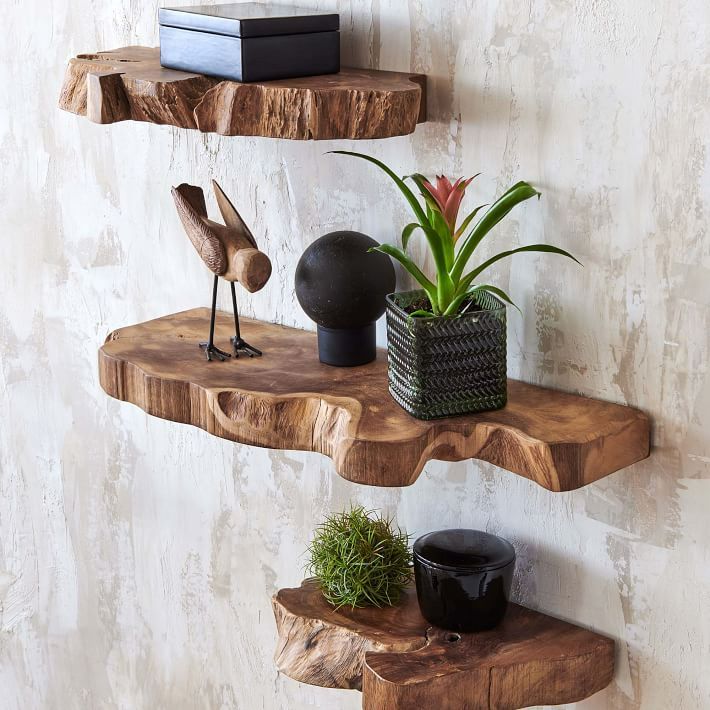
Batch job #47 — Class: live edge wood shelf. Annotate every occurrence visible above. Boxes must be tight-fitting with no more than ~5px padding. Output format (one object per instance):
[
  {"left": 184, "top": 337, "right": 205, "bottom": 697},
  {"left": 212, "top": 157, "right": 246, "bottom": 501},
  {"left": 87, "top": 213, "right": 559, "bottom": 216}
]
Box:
[
  {"left": 273, "top": 579, "right": 615, "bottom": 709},
  {"left": 59, "top": 46, "right": 427, "bottom": 140},
  {"left": 99, "top": 309, "right": 650, "bottom": 489}
]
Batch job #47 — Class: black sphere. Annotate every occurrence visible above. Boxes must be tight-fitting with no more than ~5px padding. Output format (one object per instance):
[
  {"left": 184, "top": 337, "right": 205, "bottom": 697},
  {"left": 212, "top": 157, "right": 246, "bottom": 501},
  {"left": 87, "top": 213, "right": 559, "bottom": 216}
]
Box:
[{"left": 295, "top": 231, "right": 396, "bottom": 329}]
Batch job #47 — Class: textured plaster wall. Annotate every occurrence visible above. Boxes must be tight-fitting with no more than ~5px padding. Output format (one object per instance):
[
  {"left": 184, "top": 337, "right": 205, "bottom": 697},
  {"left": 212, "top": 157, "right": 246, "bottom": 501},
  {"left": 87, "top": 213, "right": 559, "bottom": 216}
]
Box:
[{"left": 1, "top": 1, "right": 709, "bottom": 708}]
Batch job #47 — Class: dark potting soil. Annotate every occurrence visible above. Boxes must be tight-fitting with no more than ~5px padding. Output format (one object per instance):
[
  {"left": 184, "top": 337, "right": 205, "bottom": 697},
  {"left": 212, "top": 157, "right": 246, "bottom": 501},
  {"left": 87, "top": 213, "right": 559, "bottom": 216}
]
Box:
[{"left": 403, "top": 296, "right": 483, "bottom": 316}]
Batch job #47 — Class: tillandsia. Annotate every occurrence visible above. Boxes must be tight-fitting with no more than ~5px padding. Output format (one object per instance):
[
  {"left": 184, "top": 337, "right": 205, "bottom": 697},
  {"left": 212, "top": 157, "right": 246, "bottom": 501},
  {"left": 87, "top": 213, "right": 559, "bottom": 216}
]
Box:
[
  {"left": 306, "top": 506, "right": 412, "bottom": 609},
  {"left": 331, "top": 151, "right": 582, "bottom": 317}
]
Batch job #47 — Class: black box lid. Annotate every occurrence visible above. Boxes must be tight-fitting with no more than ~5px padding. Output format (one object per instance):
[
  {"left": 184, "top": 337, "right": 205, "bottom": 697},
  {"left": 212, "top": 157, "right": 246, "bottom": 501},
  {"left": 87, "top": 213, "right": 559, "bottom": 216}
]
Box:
[{"left": 159, "top": 3, "right": 340, "bottom": 38}]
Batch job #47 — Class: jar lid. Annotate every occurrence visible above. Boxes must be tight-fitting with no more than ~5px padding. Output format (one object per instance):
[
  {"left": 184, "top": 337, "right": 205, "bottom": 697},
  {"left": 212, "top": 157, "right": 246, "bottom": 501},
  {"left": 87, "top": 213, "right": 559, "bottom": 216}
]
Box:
[{"left": 413, "top": 529, "right": 515, "bottom": 572}]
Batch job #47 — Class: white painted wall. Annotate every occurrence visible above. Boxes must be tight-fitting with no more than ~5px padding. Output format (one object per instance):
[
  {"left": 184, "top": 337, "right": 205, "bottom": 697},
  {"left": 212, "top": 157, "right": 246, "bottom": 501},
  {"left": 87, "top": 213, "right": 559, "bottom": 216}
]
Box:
[{"left": 1, "top": 1, "right": 709, "bottom": 708}]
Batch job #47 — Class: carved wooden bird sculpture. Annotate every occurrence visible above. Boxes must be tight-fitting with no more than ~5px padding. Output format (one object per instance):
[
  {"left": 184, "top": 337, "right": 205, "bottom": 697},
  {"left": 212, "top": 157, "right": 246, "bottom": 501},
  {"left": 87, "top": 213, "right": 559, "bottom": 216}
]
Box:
[{"left": 172, "top": 180, "right": 272, "bottom": 361}]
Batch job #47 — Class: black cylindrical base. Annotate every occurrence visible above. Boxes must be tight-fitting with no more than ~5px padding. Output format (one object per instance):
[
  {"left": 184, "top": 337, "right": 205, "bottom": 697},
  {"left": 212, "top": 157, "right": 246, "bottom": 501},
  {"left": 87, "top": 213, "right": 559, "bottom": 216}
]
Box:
[{"left": 317, "top": 323, "right": 376, "bottom": 367}]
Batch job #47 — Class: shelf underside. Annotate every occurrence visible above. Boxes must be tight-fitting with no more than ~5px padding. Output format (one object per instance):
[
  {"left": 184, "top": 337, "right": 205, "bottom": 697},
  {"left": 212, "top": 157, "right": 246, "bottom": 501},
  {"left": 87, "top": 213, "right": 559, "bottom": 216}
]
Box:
[
  {"left": 272, "top": 579, "right": 615, "bottom": 709},
  {"left": 59, "top": 46, "right": 427, "bottom": 140},
  {"left": 98, "top": 309, "right": 650, "bottom": 490}
]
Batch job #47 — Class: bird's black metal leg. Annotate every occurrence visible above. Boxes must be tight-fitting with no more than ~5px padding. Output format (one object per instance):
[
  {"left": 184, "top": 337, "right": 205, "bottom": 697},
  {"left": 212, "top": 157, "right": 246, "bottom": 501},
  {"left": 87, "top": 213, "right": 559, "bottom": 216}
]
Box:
[
  {"left": 199, "top": 275, "right": 232, "bottom": 362},
  {"left": 230, "top": 282, "right": 262, "bottom": 358}
]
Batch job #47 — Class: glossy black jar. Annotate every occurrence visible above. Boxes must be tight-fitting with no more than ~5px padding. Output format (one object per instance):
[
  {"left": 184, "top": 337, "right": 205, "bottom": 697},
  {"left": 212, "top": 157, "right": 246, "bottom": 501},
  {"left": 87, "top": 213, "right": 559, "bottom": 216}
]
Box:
[{"left": 413, "top": 529, "right": 515, "bottom": 632}]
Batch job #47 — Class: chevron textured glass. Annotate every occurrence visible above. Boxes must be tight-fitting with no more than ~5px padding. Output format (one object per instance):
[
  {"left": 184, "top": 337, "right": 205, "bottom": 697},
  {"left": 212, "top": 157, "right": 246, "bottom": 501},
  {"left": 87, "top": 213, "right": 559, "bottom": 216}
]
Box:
[{"left": 386, "top": 290, "right": 507, "bottom": 419}]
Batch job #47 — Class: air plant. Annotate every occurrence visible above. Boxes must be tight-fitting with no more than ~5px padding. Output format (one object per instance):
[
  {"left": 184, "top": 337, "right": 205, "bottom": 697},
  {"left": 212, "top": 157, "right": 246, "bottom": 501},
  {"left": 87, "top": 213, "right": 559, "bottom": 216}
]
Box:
[
  {"left": 306, "top": 507, "right": 412, "bottom": 609},
  {"left": 331, "top": 151, "right": 581, "bottom": 317}
]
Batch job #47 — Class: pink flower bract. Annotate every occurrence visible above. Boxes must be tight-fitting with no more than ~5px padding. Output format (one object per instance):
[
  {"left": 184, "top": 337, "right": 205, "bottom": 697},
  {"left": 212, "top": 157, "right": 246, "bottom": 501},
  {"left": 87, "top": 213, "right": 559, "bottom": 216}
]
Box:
[{"left": 422, "top": 175, "right": 476, "bottom": 235}]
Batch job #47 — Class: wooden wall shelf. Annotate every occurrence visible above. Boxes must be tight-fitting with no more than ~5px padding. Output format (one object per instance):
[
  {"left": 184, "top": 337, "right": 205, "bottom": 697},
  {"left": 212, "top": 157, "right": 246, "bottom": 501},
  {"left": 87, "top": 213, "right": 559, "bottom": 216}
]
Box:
[
  {"left": 59, "top": 46, "right": 427, "bottom": 140},
  {"left": 272, "top": 579, "right": 615, "bottom": 709},
  {"left": 98, "top": 309, "right": 650, "bottom": 490}
]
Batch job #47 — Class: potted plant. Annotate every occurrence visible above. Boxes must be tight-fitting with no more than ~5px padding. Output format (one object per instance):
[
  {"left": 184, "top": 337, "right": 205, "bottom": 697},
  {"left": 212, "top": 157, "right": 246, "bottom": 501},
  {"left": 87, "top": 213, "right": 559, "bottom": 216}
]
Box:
[
  {"left": 332, "top": 151, "right": 581, "bottom": 419},
  {"left": 307, "top": 507, "right": 411, "bottom": 608}
]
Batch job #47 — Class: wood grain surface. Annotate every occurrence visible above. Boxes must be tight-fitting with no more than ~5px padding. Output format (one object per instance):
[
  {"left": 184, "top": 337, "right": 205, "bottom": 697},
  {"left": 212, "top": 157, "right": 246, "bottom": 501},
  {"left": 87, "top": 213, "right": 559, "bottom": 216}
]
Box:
[
  {"left": 272, "top": 579, "right": 615, "bottom": 709},
  {"left": 98, "top": 309, "right": 650, "bottom": 489},
  {"left": 59, "top": 46, "right": 427, "bottom": 140},
  {"left": 171, "top": 182, "right": 271, "bottom": 291}
]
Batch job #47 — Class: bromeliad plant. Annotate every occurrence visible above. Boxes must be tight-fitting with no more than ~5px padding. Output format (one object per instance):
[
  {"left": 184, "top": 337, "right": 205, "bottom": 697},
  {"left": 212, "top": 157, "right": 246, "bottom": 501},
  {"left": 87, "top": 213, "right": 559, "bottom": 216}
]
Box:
[{"left": 331, "top": 151, "right": 581, "bottom": 317}]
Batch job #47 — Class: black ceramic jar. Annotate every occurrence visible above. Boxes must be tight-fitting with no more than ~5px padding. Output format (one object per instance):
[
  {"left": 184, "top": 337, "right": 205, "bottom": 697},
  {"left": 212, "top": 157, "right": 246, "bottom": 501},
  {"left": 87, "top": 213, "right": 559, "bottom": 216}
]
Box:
[{"left": 413, "top": 529, "right": 515, "bottom": 632}]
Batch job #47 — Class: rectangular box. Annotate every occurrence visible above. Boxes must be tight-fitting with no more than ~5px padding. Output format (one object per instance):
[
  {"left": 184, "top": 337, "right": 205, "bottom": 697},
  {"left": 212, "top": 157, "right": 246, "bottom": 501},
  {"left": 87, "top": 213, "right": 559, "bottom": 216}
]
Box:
[{"left": 159, "top": 3, "right": 340, "bottom": 83}]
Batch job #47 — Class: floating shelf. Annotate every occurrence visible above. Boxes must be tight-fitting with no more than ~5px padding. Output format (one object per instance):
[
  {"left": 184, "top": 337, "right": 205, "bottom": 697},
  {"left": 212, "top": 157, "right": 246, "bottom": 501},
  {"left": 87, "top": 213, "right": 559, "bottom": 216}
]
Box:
[
  {"left": 59, "top": 46, "right": 427, "bottom": 140},
  {"left": 98, "top": 309, "right": 650, "bottom": 490},
  {"left": 272, "top": 579, "right": 615, "bottom": 709}
]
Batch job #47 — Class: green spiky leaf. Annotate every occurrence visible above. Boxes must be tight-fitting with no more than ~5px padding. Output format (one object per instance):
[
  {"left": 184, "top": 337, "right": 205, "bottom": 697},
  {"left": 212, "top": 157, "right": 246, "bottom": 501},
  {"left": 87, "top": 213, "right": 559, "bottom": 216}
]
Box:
[
  {"left": 475, "top": 284, "right": 521, "bottom": 313},
  {"left": 369, "top": 244, "right": 439, "bottom": 311},
  {"left": 455, "top": 203, "right": 488, "bottom": 240},
  {"left": 329, "top": 151, "right": 428, "bottom": 225},
  {"left": 443, "top": 283, "right": 519, "bottom": 316},
  {"left": 451, "top": 182, "right": 541, "bottom": 282},
  {"left": 459, "top": 244, "right": 582, "bottom": 293},
  {"left": 401, "top": 222, "right": 421, "bottom": 250}
]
